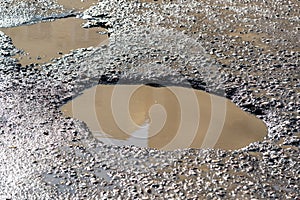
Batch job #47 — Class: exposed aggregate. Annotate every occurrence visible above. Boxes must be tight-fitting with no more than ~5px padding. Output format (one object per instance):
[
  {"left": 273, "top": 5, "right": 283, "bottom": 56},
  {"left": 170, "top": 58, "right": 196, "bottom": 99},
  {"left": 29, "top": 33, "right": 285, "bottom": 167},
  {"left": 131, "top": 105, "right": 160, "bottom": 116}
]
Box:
[{"left": 0, "top": 0, "right": 299, "bottom": 199}]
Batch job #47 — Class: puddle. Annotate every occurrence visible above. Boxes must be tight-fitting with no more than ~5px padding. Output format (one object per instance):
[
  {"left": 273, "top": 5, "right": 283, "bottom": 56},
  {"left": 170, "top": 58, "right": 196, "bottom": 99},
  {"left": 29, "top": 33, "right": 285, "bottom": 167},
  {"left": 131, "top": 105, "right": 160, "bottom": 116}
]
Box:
[
  {"left": 57, "top": 0, "right": 99, "bottom": 11},
  {"left": 0, "top": 17, "right": 108, "bottom": 66},
  {"left": 61, "top": 84, "right": 267, "bottom": 150}
]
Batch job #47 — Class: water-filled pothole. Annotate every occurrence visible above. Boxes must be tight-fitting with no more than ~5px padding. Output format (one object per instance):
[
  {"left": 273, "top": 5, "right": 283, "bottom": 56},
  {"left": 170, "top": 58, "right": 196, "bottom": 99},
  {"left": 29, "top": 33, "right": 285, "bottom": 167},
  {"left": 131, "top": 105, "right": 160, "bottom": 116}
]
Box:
[
  {"left": 61, "top": 84, "right": 267, "bottom": 150},
  {"left": 0, "top": 17, "right": 108, "bottom": 66}
]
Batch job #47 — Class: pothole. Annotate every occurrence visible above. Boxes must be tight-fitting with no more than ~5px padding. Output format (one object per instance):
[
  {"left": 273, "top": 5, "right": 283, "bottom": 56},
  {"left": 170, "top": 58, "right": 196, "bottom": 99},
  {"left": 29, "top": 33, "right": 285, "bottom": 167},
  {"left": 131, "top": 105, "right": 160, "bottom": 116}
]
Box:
[
  {"left": 61, "top": 84, "right": 268, "bottom": 150},
  {"left": 0, "top": 17, "right": 108, "bottom": 66}
]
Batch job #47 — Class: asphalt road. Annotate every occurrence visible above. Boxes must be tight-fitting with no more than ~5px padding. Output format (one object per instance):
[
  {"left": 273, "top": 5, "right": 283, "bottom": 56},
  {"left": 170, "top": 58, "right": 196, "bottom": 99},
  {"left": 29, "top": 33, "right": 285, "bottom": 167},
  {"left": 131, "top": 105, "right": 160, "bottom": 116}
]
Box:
[{"left": 0, "top": 0, "right": 299, "bottom": 199}]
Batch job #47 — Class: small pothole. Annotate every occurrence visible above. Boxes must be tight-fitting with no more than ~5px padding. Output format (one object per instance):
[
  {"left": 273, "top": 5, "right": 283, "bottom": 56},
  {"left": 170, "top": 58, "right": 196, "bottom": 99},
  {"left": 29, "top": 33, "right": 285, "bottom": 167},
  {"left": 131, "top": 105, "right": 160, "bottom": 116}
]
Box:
[{"left": 0, "top": 17, "right": 108, "bottom": 66}]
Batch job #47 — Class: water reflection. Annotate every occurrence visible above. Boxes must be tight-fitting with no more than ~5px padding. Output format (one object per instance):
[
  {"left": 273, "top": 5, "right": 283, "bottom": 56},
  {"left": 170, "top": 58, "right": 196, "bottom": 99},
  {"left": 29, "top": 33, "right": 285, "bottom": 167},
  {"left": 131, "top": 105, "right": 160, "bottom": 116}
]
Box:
[{"left": 61, "top": 84, "right": 267, "bottom": 150}]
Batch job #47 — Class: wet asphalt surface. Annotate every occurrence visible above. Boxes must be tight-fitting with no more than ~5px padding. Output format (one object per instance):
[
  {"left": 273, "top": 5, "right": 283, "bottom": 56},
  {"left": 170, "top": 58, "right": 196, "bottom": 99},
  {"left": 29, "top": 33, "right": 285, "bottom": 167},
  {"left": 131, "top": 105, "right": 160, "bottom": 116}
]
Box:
[{"left": 0, "top": 0, "right": 299, "bottom": 199}]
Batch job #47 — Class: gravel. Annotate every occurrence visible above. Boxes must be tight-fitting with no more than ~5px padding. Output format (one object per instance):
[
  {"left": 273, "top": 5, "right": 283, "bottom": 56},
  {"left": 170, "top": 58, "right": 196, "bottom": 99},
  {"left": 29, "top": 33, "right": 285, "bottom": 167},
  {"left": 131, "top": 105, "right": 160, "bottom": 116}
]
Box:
[
  {"left": 0, "top": 0, "right": 77, "bottom": 28},
  {"left": 0, "top": 0, "right": 299, "bottom": 199}
]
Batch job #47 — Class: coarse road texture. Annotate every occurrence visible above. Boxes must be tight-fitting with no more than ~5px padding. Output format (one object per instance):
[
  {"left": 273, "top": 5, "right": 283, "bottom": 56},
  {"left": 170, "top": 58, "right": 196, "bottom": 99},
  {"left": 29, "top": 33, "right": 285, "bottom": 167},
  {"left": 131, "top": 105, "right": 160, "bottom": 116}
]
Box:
[{"left": 0, "top": 0, "right": 299, "bottom": 199}]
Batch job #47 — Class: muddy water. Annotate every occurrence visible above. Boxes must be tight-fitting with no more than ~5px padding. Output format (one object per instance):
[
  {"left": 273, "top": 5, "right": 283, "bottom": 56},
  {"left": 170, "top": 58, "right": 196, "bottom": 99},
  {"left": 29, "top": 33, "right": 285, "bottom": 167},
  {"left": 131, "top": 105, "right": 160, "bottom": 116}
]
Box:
[
  {"left": 61, "top": 85, "right": 267, "bottom": 150},
  {"left": 0, "top": 17, "right": 108, "bottom": 66},
  {"left": 57, "top": 0, "right": 99, "bottom": 11}
]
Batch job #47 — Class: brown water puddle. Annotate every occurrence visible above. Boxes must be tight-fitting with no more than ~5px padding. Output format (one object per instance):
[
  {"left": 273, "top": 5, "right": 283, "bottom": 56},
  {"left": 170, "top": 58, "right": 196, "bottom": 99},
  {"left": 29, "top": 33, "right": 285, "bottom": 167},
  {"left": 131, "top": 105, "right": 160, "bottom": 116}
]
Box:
[
  {"left": 0, "top": 17, "right": 108, "bottom": 66},
  {"left": 61, "top": 84, "right": 267, "bottom": 150},
  {"left": 57, "top": 0, "right": 99, "bottom": 11}
]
